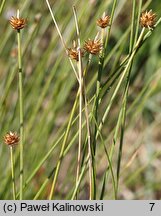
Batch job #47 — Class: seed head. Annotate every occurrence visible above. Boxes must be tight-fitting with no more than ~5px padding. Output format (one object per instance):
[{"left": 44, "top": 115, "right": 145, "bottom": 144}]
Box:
[
  {"left": 9, "top": 16, "right": 26, "bottom": 30},
  {"left": 97, "top": 15, "right": 110, "bottom": 28},
  {"left": 84, "top": 39, "right": 102, "bottom": 55},
  {"left": 140, "top": 10, "right": 156, "bottom": 28},
  {"left": 67, "top": 47, "right": 84, "bottom": 61},
  {"left": 4, "top": 131, "right": 19, "bottom": 147}
]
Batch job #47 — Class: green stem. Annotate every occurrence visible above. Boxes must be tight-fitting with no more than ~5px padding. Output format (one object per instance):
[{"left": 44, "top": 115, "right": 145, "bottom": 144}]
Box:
[
  {"left": 83, "top": 84, "right": 92, "bottom": 200},
  {"left": 17, "top": 29, "right": 24, "bottom": 200},
  {"left": 104, "top": 0, "right": 118, "bottom": 54},
  {"left": 34, "top": 168, "right": 54, "bottom": 200},
  {"left": 48, "top": 92, "right": 78, "bottom": 199},
  {"left": 129, "top": 0, "right": 136, "bottom": 54},
  {"left": 91, "top": 1, "right": 118, "bottom": 198},
  {"left": 73, "top": 6, "right": 84, "bottom": 199},
  {"left": 133, "top": 0, "right": 142, "bottom": 46},
  {"left": 115, "top": 81, "right": 128, "bottom": 198},
  {"left": 45, "top": 0, "right": 78, "bottom": 81},
  {"left": 97, "top": 28, "right": 145, "bottom": 137},
  {"left": 0, "top": 0, "right": 6, "bottom": 15},
  {"left": 10, "top": 147, "right": 16, "bottom": 200},
  {"left": 75, "top": 63, "right": 83, "bottom": 199},
  {"left": 71, "top": 156, "right": 89, "bottom": 200},
  {"left": 92, "top": 116, "right": 117, "bottom": 199},
  {"left": 91, "top": 40, "right": 104, "bottom": 199}
]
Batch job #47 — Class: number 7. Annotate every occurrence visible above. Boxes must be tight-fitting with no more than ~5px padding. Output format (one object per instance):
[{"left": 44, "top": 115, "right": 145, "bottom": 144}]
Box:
[{"left": 149, "top": 203, "right": 155, "bottom": 211}]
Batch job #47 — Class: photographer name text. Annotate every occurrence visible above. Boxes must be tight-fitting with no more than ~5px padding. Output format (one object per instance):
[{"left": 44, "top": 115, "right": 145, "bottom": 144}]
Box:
[{"left": 2, "top": 202, "right": 104, "bottom": 213}]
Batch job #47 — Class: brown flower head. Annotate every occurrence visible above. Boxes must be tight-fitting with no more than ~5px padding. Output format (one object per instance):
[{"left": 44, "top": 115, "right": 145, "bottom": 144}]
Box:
[
  {"left": 84, "top": 39, "right": 102, "bottom": 55},
  {"left": 140, "top": 10, "right": 156, "bottom": 28},
  {"left": 67, "top": 47, "right": 84, "bottom": 61},
  {"left": 97, "top": 15, "right": 110, "bottom": 28},
  {"left": 9, "top": 16, "right": 26, "bottom": 30},
  {"left": 4, "top": 131, "right": 19, "bottom": 147}
]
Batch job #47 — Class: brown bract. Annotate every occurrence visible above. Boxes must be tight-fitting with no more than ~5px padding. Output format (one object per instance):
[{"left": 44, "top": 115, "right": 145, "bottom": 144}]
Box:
[
  {"left": 84, "top": 39, "right": 102, "bottom": 55},
  {"left": 67, "top": 48, "right": 84, "bottom": 61},
  {"left": 140, "top": 10, "right": 156, "bottom": 28},
  {"left": 9, "top": 16, "right": 26, "bottom": 30},
  {"left": 4, "top": 131, "right": 19, "bottom": 147},
  {"left": 97, "top": 15, "right": 110, "bottom": 28}
]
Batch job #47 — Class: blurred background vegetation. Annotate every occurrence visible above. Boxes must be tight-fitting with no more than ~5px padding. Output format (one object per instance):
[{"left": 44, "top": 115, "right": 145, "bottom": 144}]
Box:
[{"left": 0, "top": 0, "right": 161, "bottom": 199}]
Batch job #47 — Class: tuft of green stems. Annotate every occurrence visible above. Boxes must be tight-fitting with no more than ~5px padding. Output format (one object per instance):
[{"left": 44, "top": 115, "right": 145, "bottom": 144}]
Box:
[
  {"left": 73, "top": 6, "right": 92, "bottom": 200},
  {"left": 91, "top": 0, "right": 118, "bottom": 199}
]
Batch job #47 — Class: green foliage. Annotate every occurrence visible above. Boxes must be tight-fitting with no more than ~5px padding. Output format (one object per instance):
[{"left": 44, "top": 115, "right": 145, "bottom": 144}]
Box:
[{"left": 0, "top": 0, "right": 161, "bottom": 199}]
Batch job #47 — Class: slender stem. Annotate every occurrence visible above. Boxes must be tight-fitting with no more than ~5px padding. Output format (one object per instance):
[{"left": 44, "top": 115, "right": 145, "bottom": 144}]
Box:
[
  {"left": 72, "top": 6, "right": 83, "bottom": 199},
  {"left": 0, "top": 0, "right": 6, "bottom": 15},
  {"left": 93, "top": 28, "right": 105, "bottom": 151},
  {"left": 71, "top": 155, "right": 89, "bottom": 200},
  {"left": 45, "top": 0, "right": 79, "bottom": 81},
  {"left": 76, "top": 60, "right": 83, "bottom": 199},
  {"left": 34, "top": 168, "right": 54, "bottom": 200},
  {"left": 129, "top": 0, "right": 136, "bottom": 54},
  {"left": 115, "top": 80, "right": 128, "bottom": 198},
  {"left": 83, "top": 84, "right": 92, "bottom": 200},
  {"left": 105, "top": 0, "right": 118, "bottom": 54},
  {"left": 134, "top": 0, "right": 142, "bottom": 46},
  {"left": 48, "top": 92, "right": 79, "bottom": 199},
  {"left": 17, "top": 24, "right": 24, "bottom": 200},
  {"left": 92, "top": 116, "right": 117, "bottom": 199},
  {"left": 34, "top": 179, "right": 48, "bottom": 200},
  {"left": 10, "top": 147, "right": 16, "bottom": 200}
]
